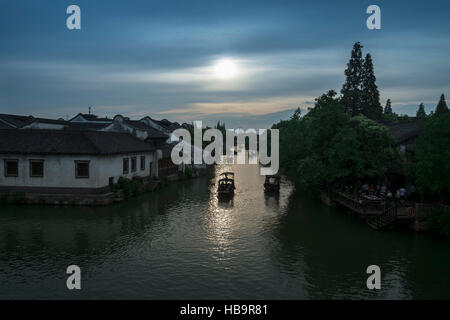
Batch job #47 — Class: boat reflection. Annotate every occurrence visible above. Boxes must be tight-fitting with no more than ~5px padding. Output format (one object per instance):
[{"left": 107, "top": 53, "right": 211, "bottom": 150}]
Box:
[
  {"left": 264, "top": 192, "right": 280, "bottom": 208},
  {"left": 218, "top": 197, "right": 234, "bottom": 209}
]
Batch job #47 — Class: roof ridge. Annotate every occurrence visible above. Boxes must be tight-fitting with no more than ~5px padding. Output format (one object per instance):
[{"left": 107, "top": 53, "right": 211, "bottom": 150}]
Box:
[{"left": 79, "top": 130, "right": 106, "bottom": 154}]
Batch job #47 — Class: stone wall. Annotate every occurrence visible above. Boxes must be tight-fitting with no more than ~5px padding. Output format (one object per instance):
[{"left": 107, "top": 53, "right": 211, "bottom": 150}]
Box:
[{"left": 0, "top": 192, "right": 116, "bottom": 206}]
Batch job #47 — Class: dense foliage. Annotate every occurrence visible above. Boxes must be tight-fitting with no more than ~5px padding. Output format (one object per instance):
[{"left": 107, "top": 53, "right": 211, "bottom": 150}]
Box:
[
  {"left": 416, "top": 103, "right": 427, "bottom": 119},
  {"left": 435, "top": 94, "right": 448, "bottom": 115},
  {"left": 412, "top": 112, "right": 450, "bottom": 195},
  {"left": 428, "top": 209, "right": 450, "bottom": 237},
  {"left": 361, "top": 53, "right": 383, "bottom": 119},
  {"left": 273, "top": 41, "right": 448, "bottom": 200},
  {"left": 383, "top": 99, "right": 393, "bottom": 115},
  {"left": 115, "top": 177, "right": 144, "bottom": 198},
  {"left": 273, "top": 91, "right": 398, "bottom": 188},
  {"left": 341, "top": 43, "right": 382, "bottom": 120},
  {"left": 341, "top": 42, "right": 364, "bottom": 117}
]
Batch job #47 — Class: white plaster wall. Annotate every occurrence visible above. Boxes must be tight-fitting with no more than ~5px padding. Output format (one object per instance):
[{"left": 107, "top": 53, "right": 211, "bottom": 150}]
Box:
[
  {"left": 102, "top": 122, "right": 148, "bottom": 141},
  {"left": 141, "top": 118, "right": 167, "bottom": 133},
  {"left": 70, "top": 115, "right": 88, "bottom": 122},
  {"left": 21, "top": 122, "right": 66, "bottom": 130},
  {"left": 0, "top": 152, "right": 156, "bottom": 189},
  {"left": 99, "top": 152, "right": 156, "bottom": 184}
]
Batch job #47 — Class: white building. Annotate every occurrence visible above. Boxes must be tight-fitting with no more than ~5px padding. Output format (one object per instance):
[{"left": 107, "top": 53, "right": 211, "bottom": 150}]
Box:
[
  {"left": 0, "top": 129, "right": 158, "bottom": 194},
  {"left": 1, "top": 112, "right": 191, "bottom": 183}
]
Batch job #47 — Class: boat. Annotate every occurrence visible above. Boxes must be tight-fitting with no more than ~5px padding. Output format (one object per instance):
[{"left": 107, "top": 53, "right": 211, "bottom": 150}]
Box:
[
  {"left": 264, "top": 175, "right": 280, "bottom": 192},
  {"left": 218, "top": 172, "right": 235, "bottom": 196}
]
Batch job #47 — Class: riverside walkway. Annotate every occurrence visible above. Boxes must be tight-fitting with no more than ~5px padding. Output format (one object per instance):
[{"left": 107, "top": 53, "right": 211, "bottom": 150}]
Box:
[{"left": 331, "top": 191, "right": 414, "bottom": 229}]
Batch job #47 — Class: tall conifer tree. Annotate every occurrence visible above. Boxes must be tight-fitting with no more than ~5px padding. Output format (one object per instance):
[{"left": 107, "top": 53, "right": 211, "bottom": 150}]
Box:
[
  {"left": 341, "top": 42, "right": 364, "bottom": 116},
  {"left": 384, "top": 99, "right": 393, "bottom": 114},
  {"left": 361, "top": 53, "right": 382, "bottom": 119},
  {"left": 416, "top": 103, "right": 427, "bottom": 119},
  {"left": 435, "top": 93, "right": 448, "bottom": 115}
]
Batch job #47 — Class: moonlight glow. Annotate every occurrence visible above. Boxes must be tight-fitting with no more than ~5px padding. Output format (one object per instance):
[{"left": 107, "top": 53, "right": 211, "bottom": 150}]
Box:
[{"left": 213, "top": 59, "right": 238, "bottom": 79}]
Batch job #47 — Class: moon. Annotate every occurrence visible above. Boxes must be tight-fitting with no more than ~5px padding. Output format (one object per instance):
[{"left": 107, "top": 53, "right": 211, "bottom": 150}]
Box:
[{"left": 213, "top": 59, "right": 238, "bottom": 79}]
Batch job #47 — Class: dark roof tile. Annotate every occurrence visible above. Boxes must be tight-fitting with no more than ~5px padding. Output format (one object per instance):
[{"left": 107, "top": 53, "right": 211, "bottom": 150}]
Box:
[
  {"left": 0, "top": 129, "right": 155, "bottom": 155},
  {"left": 0, "top": 114, "right": 34, "bottom": 128},
  {"left": 65, "top": 122, "right": 111, "bottom": 131},
  {"left": 125, "top": 120, "right": 169, "bottom": 139},
  {"left": 386, "top": 121, "right": 422, "bottom": 144}
]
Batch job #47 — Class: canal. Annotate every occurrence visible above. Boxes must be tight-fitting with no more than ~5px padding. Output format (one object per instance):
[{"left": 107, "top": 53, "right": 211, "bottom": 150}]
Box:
[{"left": 0, "top": 162, "right": 449, "bottom": 299}]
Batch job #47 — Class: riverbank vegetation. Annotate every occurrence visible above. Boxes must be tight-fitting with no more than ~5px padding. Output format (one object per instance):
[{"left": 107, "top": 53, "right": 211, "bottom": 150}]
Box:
[
  {"left": 273, "top": 42, "right": 449, "bottom": 205},
  {"left": 410, "top": 111, "right": 450, "bottom": 200},
  {"left": 114, "top": 177, "right": 144, "bottom": 199},
  {"left": 273, "top": 90, "right": 397, "bottom": 189},
  {"left": 428, "top": 209, "right": 450, "bottom": 237},
  {"left": 0, "top": 192, "right": 26, "bottom": 204}
]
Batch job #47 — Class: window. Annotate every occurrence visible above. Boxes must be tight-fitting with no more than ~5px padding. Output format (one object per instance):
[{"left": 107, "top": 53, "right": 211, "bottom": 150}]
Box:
[
  {"left": 4, "top": 159, "right": 18, "bottom": 177},
  {"left": 30, "top": 160, "right": 44, "bottom": 177},
  {"left": 140, "top": 156, "right": 145, "bottom": 171},
  {"left": 75, "top": 161, "right": 90, "bottom": 178},
  {"left": 123, "top": 158, "right": 129, "bottom": 174},
  {"left": 131, "top": 157, "right": 137, "bottom": 172}
]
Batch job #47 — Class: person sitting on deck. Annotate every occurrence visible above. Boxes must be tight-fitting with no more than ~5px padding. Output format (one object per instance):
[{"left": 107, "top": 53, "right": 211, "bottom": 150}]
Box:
[
  {"left": 386, "top": 190, "right": 393, "bottom": 201},
  {"left": 408, "top": 184, "right": 417, "bottom": 201},
  {"left": 375, "top": 185, "right": 380, "bottom": 197},
  {"left": 368, "top": 184, "right": 375, "bottom": 196},
  {"left": 361, "top": 183, "right": 369, "bottom": 195},
  {"left": 395, "top": 189, "right": 402, "bottom": 205},
  {"left": 399, "top": 187, "right": 406, "bottom": 200}
]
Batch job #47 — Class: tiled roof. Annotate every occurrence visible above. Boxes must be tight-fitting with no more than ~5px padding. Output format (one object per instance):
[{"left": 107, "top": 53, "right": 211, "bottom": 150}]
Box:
[
  {"left": 65, "top": 122, "right": 111, "bottom": 131},
  {"left": 386, "top": 121, "right": 422, "bottom": 144},
  {"left": 125, "top": 120, "right": 170, "bottom": 139},
  {"left": 70, "top": 113, "right": 112, "bottom": 122},
  {"left": 0, "top": 121, "right": 13, "bottom": 129},
  {"left": 26, "top": 118, "right": 68, "bottom": 125},
  {"left": 0, "top": 129, "right": 155, "bottom": 155},
  {"left": 0, "top": 114, "right": 34, "bottom": 128}
]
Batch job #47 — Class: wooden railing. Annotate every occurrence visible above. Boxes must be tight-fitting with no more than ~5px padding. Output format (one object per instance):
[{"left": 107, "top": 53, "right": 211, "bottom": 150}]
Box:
[
  {"left": 332, "top": 191, "right": 386, "bottom": 216},
  {"left": 332, "top": 191, "right": 450, "bottom": 230},
  {"left": 366, "top": 205, "right": 398, "bottom": 229}
]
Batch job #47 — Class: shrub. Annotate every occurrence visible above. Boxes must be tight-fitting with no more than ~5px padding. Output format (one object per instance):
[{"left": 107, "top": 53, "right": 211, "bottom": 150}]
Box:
[
  {"left": 428, "top": 209, "right": 450, "bottom": 237},
  {"left": 38, "top": 197, "right": 47, "bottom": 206},
  {"left": 12, "top": 192, "right": 25, "bottom": 204},
  {"left": 184, "top": 165, "right": 194, "bottom": 178},
  {"left": 0, "top": 192, "right": 10, "bottom": 204},
  {"left": 115, "top": 176, "right": 144, "bottom": 199}
]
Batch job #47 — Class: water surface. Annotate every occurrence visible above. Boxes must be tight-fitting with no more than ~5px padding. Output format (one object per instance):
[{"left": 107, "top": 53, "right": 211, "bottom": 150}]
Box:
[{"left": 0, "top": 163, "right": 449, "bottom": 299}]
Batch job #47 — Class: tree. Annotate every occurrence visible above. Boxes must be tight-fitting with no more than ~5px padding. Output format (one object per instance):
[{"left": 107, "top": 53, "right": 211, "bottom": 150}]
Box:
[
  {"left": 290, "top": 107, "right": 302, "bottom": 120},
  {"left": 361, "top": 53, "right": 382, "bottom": 119},
  {"left": 341, "top": 42, "right": 364, "bottom": 117},
  {"left": 344, "top": 115, "right": 397, "bottom": 179},
  {"left": 384, "top": 99, "right": 393, "bottom": 114},
  {"left": 296, "top": 92, "right": 350, "bottom": 186},
  {"left": 381, "top": 99, "right": 398, "bottom": 123},
  {"left": 416, "top": 103, "right": 427, "bottom": 119},
  {"left": 412, "top": 112, "right": 450, "bottom": 195},
  {"left": 435, "top": 93, "right": 448, "bottom": 115},
  {"left": 274, "top": 90, "right": 398, "bottom": 188}
]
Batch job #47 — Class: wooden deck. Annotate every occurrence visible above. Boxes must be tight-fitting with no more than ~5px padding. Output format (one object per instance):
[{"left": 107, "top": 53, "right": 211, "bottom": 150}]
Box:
[
  {"left": 332, "top": 191, "right": 386, "bottom": 216},
  {"left": 331, "top": 191, "right": 415, "bottom": 230}
]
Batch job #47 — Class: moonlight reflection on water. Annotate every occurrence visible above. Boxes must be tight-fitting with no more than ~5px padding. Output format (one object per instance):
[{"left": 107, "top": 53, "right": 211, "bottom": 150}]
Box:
[{"left": 0, "top": 161, "right": 449, "bottom": 299}]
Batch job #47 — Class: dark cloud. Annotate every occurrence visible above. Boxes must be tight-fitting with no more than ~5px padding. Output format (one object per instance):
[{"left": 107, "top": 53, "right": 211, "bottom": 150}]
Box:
[{"left": 0, "top": 0, "right": 449, "bottom": 126}]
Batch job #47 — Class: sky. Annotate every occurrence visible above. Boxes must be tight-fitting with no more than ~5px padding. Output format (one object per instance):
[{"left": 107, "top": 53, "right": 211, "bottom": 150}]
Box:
[{"left": 0, "top": 0, "right": 449, "bottom": 128}]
